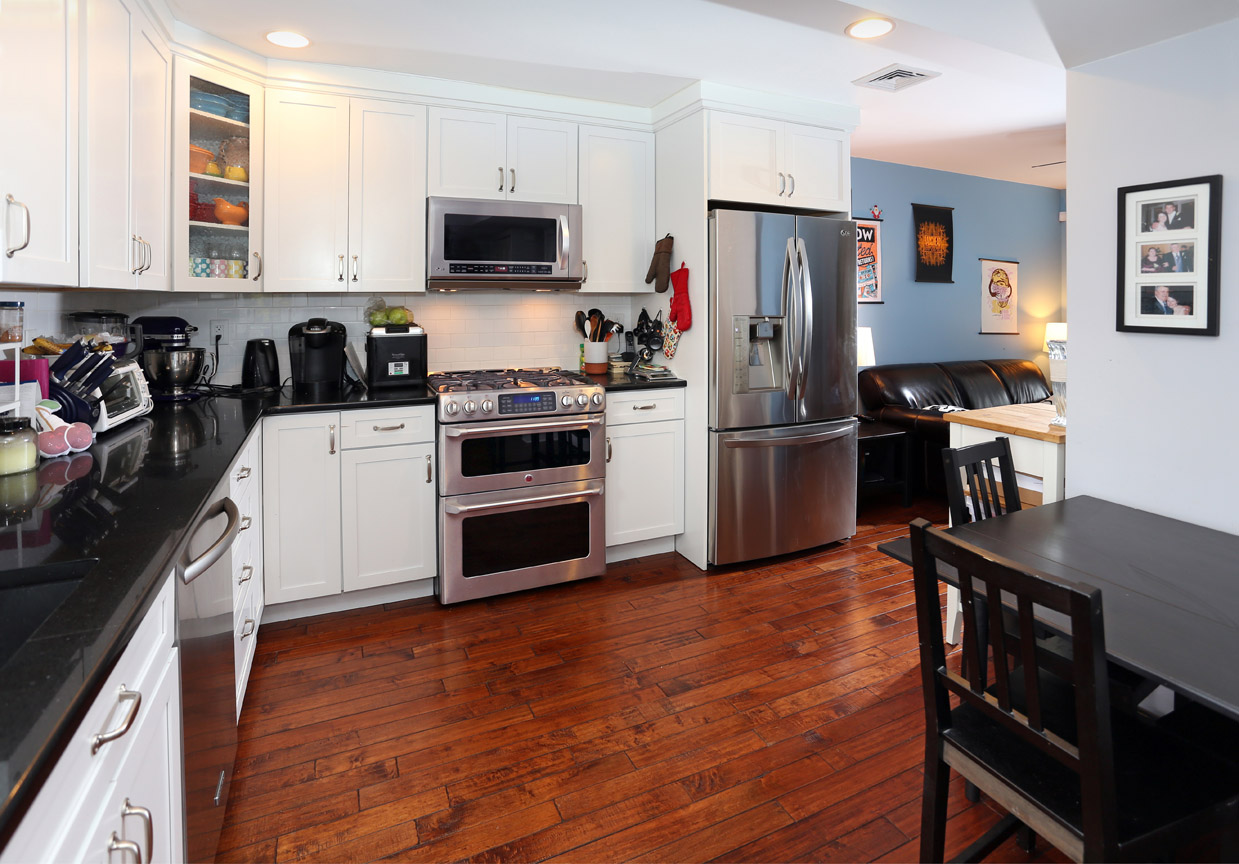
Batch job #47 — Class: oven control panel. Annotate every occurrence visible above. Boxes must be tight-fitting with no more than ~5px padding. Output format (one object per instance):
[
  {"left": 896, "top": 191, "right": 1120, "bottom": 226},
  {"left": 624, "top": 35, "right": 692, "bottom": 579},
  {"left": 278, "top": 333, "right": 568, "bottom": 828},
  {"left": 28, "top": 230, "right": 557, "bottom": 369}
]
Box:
[{"left": 439, "top": 388, "right": 604, "bottom": 422}]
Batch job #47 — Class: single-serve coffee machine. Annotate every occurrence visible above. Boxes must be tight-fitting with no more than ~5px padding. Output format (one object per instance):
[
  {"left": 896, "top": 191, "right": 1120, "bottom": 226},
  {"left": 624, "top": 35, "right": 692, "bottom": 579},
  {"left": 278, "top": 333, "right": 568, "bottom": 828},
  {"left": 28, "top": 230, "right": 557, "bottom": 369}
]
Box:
[
  {"left": 731, "top": 316, "right": 787, "bottom": 393},
  {"left": 289, "top": 319, "right": 346, "bottom": 400}
]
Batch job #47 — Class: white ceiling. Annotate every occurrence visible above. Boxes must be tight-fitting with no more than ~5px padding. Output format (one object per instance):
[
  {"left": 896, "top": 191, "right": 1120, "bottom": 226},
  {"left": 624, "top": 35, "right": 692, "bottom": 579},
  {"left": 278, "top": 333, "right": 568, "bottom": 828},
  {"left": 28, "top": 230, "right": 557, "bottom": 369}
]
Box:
[{"left": 166, "top": 0, "right": 1239, "bottom": 190}]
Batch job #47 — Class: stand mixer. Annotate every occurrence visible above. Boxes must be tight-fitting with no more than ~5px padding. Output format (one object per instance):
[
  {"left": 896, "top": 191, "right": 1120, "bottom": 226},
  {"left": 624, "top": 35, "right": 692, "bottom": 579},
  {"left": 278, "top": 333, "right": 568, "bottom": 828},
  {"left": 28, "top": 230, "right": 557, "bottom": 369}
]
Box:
[{"left": 131, "top": 317, "right": 206, "bottom": 401}]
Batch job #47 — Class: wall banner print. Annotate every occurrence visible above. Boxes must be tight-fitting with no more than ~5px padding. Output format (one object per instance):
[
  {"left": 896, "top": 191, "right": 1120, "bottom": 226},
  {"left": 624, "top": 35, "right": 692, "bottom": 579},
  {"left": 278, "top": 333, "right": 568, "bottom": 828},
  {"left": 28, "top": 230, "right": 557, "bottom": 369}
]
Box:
[
  {"left": 912, "top": 203, "right": 954, "bottom": 283},
  {"left": 856, "top": 219, "right": 882, "bottom": 303},
  {"left": 979, "top": 258, "right": 1018, "bottom": 334}
]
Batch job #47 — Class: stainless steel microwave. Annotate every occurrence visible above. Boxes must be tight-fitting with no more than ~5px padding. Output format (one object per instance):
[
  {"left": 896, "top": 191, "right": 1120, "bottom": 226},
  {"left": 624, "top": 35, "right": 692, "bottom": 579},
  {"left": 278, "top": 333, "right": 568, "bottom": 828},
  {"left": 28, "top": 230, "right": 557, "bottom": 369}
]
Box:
[{"left": 426, "top": 197, "right": 584, "bottom": 291}]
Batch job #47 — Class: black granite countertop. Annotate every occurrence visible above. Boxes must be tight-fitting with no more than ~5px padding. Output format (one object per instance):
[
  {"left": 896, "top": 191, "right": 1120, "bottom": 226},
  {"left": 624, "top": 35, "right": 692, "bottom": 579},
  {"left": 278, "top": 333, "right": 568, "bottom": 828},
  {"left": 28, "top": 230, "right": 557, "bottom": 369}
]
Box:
[
  {"left": 0, "top": 383, "right": 435, "bottom": 846},
  {"left": 590, "top": 372, "right": 687, "bottom": 391}
]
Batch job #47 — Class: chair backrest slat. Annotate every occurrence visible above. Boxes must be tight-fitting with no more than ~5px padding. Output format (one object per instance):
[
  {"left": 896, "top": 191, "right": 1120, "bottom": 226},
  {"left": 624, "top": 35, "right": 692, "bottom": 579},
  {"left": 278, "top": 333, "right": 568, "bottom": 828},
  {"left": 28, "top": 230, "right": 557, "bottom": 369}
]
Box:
[
  {"left": 943, "top": 437, "right": 1022, "bottom": 527},
  {"left": 908, "top": 518, "right": 1120, "bottom": 852},
  {"left": 957, "top": 571, "right": 986, "bottom": 695}
]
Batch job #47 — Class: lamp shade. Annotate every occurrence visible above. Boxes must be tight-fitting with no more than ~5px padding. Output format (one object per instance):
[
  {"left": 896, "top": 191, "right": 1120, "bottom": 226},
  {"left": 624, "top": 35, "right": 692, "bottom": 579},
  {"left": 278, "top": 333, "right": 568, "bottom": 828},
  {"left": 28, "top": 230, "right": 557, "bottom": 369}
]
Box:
[
  {"left": 1043, "top": 322, "right": 1067, "bottom": 349},
  {"left": 857, "top": 326, "right": 877, "bottom": 367}
]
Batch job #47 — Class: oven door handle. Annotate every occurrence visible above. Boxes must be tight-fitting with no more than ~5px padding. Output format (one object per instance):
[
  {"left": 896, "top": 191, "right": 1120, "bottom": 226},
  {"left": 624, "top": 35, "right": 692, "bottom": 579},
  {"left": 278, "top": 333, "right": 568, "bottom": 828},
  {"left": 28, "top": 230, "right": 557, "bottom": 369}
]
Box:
[
  {"left": 443, "top": 417, "right": 603, "bottom": 437},
  {"left": 445, "top": 487, "right": 603, "bottom": 514}
]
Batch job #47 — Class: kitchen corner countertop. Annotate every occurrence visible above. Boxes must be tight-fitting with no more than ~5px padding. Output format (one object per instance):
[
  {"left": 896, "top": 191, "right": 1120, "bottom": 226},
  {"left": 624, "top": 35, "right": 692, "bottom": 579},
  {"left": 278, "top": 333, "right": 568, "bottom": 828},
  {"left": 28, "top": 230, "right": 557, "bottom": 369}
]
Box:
[
  {"left": 0, "top": 383, "right": 434, "bottom": 845},
  {"left": 589, "top": 372, "right": 687, "bottom": 391}
]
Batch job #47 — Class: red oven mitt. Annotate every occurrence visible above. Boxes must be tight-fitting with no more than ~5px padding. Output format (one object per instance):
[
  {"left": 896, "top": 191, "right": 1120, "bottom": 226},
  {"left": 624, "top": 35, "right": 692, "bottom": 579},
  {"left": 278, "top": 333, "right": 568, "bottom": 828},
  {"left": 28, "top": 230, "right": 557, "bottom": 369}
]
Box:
[{"left": 668, "top": 262, "right": 691, "bottom": 331}]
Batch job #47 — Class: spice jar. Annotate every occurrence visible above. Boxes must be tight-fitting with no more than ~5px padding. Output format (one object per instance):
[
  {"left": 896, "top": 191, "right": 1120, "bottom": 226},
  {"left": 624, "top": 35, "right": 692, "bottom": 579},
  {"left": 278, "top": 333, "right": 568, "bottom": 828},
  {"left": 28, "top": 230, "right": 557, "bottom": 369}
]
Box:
[
  {"left": 0, "top": 301, "right": 24, "bottom": 343},
  {"left": 0, "top": 416, "right": 38, "bottom": 475}
]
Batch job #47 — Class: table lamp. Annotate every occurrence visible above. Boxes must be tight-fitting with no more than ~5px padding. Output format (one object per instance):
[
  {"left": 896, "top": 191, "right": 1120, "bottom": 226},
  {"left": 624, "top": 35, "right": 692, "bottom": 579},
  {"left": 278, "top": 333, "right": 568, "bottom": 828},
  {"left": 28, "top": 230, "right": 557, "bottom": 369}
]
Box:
[
  {"left": 857, "top": 327, "right": 876, "bottom": 368},
  {"left": 1044, "top": 322, "right": 1066, "bottom": 427}
]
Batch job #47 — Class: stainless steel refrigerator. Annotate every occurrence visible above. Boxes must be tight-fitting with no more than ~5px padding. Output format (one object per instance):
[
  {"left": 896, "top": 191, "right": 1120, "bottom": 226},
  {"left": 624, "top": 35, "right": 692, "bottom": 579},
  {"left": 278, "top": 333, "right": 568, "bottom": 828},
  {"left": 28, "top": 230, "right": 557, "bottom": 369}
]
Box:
[{"left": 708, "top": 208, "right": 858, "bottom": 565}]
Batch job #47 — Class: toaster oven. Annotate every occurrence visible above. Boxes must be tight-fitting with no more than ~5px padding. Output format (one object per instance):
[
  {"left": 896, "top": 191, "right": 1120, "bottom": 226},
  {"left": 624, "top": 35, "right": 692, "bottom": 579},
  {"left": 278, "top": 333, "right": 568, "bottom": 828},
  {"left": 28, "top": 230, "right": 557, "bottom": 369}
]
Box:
[{"left": 93, "top": 359, "right": 154, "bottom": 433}]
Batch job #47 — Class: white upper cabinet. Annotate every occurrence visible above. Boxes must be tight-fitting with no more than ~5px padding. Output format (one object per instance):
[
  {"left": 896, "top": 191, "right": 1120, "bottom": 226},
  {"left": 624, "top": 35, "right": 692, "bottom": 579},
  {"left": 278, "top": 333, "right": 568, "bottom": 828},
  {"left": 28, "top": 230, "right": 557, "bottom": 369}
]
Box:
[
  {"left": 0, "top": 0, "right": 79, "bottom": 287},
  {"left": 428, "top": 108, "right": 577, "bottom": 203},
  {"left": 263, "top": 90, "right": 350, "bottom": 293},
  {"left": 173, "top": 58, "right": 265, "bottom": 292},
  {"left": 266, "top": 90, "right": 426, "bottom": 293},
  {"left": 578, "top": 125, "right": 655, "bottom": 293},
  {"left": 348, "top": 98, "right": 427, "bottom": 294},
  {"left": 81, "top": 0, "right": 171, "bottom": 290},
  {"left": 708, "top": 111, "right": 850, "bottom": 213}
]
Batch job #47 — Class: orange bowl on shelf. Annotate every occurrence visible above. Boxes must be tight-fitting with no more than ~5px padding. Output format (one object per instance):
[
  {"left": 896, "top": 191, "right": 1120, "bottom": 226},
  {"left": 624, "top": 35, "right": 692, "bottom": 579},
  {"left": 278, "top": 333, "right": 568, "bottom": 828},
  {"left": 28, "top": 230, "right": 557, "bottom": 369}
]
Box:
[
  {"left": 189, "top": 145, "right": 214, "bottom": 175},
  {"left": 213, "top": 197, "right": 249, "bottom": 226}
]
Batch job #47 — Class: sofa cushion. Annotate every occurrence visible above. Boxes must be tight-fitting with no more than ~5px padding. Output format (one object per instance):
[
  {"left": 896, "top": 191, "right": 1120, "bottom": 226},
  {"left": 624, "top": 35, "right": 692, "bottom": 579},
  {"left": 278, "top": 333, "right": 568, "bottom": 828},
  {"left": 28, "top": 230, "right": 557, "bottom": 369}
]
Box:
[
  {"left": 985, "top": 358, "right": 1051, "bottom": 404},
  {"left": 941, "top": 361, "right": 1012, "bottom": 410},
  {"left": 859, "top": 363, "right": 963, "bottom": 414}
]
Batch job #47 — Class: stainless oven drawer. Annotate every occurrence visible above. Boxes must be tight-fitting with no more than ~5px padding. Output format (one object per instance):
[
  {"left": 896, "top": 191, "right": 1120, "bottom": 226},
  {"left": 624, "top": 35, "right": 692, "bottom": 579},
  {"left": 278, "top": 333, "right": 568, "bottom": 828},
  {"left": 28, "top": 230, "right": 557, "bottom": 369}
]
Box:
[
  {"left": 439, "top": 479, "right": 605, "bottom": 604},
  {"left": 439, "top": 413, "right": 605, "bottom": 496}
]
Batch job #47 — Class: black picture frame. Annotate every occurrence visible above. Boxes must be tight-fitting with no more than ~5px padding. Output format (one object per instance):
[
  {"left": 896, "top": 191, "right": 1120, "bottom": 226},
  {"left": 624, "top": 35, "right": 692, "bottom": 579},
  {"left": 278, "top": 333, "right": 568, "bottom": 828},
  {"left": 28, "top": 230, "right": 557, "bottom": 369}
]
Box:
[{"left": 1116, "top": 174, "right": 1221, "bottom": 336}]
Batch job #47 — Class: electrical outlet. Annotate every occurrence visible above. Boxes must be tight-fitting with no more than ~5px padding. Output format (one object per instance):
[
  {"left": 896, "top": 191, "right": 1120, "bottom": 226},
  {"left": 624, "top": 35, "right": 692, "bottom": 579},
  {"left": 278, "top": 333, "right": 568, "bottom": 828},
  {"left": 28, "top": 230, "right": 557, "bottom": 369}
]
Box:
[{"left": 210, "top": 320, "right": 229, "bottom": 345}]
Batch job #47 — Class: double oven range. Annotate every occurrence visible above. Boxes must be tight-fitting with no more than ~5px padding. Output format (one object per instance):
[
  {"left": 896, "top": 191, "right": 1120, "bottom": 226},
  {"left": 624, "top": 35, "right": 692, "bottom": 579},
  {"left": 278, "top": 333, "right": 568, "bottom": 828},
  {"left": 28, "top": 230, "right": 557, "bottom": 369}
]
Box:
[{"left": 429, "top": 368, "right": 607, "bottom": 603}]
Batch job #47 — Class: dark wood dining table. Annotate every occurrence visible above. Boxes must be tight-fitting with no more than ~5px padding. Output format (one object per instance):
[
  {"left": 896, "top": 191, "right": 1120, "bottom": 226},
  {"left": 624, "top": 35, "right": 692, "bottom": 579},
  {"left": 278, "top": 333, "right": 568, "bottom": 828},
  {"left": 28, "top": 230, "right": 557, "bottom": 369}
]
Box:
[{"left": 878, "top": 495, "right": 1239, "bottom": 722}]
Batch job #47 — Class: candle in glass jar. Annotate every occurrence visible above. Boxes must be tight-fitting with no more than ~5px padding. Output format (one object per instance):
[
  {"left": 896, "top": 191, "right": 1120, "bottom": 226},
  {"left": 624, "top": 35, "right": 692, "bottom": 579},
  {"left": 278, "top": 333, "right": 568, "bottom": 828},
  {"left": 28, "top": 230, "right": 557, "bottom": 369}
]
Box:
[{"left": 0, "top": 417, "right": 38, "bottom": 474}]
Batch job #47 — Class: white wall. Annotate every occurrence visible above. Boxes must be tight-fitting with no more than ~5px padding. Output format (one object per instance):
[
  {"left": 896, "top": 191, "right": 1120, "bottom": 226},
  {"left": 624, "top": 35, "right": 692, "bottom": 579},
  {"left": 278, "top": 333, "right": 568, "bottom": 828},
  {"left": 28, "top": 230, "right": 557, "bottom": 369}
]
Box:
[{"left": 1066, "top": 20, "right": 1239, "bottom": 533}]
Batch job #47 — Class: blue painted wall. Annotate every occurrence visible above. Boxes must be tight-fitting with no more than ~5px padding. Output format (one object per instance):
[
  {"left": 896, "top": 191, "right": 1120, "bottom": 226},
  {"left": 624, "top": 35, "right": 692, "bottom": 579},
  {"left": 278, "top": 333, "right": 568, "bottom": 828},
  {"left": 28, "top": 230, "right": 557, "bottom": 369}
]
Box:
[{"left": 852, "top": 158, "right": 1064, "bottom": 366}]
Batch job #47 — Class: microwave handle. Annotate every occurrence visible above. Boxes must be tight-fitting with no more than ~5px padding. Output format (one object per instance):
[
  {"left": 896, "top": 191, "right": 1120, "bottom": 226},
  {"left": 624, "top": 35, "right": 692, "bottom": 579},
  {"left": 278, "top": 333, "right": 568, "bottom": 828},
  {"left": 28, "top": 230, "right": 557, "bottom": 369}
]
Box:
[{"left": 559, "top": 215, "right": 570, "bottom": 270}]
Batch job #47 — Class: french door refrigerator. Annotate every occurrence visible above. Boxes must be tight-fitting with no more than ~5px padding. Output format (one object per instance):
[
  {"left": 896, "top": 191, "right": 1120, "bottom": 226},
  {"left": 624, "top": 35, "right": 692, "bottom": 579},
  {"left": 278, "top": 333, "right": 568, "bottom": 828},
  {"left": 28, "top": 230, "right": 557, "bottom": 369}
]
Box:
[{"left": 708, "top": 208, "right": 858, "bottom": 565}]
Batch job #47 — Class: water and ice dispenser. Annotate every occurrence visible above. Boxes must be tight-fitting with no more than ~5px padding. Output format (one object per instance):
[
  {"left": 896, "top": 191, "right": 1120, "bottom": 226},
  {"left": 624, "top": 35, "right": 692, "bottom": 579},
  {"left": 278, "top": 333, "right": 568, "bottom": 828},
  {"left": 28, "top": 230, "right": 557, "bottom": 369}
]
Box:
[{"left": 731, "top": 316, "right": 787, "bottom": 393}]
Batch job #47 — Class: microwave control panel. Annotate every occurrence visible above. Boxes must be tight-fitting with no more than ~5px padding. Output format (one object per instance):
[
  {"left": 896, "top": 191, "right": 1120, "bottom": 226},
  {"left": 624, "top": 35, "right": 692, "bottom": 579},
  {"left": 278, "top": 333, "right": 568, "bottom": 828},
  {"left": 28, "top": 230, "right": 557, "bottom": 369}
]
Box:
[{"left": 448, "top": 264, "right": 553, "bottom": 275}]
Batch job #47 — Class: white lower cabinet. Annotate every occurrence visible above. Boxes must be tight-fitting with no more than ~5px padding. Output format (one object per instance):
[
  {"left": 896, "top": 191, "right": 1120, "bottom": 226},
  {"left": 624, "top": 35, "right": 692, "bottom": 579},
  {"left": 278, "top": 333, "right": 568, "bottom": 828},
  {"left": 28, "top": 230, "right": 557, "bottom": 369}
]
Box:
[
  {"left": 605, "top": 389, "right": 685, "bottom": 546},
  {"left": 230, "top": 428, "right": 263, "bottom": 718},
  {"left": 264, "top": 406, "right": 437, "bottom": 606},
  {"left": 2, "top": 576, "right": 182, "bottom": 864}
]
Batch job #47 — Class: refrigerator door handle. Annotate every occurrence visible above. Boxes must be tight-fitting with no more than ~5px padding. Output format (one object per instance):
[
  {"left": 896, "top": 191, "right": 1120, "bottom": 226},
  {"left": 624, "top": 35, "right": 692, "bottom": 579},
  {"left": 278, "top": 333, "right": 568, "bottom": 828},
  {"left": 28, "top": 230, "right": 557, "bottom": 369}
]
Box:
[
  {"left": 783, "top": 237, "right": 799, "bottom": 402},
  {"left": 796, "top": 237, "right": 814, "bottom": 401},
  {"left": 722, "top": 427, "right": 852, "bottom": 448}
]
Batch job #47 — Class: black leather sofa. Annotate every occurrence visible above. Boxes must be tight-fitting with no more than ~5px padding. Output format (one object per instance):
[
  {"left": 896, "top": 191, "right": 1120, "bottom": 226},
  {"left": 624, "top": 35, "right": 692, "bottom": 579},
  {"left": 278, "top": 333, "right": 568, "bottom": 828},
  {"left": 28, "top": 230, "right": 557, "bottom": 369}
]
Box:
[{"left": 858, "top": 359, "right": 1051, "bottom": 491}]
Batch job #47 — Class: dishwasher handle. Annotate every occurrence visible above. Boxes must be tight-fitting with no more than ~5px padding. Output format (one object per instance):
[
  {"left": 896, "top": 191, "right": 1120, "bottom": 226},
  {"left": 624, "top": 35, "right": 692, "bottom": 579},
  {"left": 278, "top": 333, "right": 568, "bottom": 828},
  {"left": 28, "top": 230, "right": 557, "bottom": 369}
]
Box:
[{"left": 179, "top": 497, "right": 241, "bottom": 585}]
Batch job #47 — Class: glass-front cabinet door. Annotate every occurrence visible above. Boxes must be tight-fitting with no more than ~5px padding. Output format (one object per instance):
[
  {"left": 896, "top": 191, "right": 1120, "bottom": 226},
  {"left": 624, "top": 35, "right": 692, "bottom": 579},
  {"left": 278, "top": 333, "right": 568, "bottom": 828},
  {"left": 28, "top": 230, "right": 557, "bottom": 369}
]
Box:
[{"left": 172, "top": 57, "right": 264, "bottom": 291}]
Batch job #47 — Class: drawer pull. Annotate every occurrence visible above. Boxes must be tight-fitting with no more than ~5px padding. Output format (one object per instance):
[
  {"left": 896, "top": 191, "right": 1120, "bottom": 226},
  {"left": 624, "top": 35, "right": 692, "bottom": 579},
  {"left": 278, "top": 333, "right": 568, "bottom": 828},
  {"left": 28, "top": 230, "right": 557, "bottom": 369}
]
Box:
[
  {"left": 329, "top": 424, "right": 336, "bottom": 455},
  {"left": 373, "top": 423, "right": 406, "bottom": 432},
  {"left": 108, "top": 832, "right": 142, "bottom": 864},
  {"left": 239, "top": 515, "right": 253, "bottom": 532},
  {"left": 632, "top": 404, "right": 657, "bottom": 411},
  {"left": 606, "top": 436, "right": 612, "bottom": 463},
  {"left": 426, "top": 454, "right": 433, "bottom": 484},
  {"left": 241, "top": 619, "right": 256, "bottom": 639},
  {"left": 236, "top": 466, "right": 251, "bottom": 480},
  {"left": 238, "top": 564, "right": 254, "bottom": 584},
  {"left": 122, "top": 799, "right": 152, "bottom": 864},
  {"left": 91, "top": 687, "right": 141, "bottom": 755}
]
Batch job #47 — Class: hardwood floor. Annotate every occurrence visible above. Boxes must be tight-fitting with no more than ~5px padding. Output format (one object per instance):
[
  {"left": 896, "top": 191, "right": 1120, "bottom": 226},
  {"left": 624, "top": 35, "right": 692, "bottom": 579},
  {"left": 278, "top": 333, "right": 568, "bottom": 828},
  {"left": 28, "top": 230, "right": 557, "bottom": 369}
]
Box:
[{"left": 217, "top": 493, "right": 1068, "bottom": 863}]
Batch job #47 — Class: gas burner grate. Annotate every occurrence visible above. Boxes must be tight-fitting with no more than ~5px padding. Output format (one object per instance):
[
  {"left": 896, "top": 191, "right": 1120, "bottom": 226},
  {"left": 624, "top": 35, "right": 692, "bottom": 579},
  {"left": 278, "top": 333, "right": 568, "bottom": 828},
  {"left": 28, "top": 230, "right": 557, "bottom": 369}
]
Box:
[{"left": 429, "top": 367, "right": 586, "bottom": 392}]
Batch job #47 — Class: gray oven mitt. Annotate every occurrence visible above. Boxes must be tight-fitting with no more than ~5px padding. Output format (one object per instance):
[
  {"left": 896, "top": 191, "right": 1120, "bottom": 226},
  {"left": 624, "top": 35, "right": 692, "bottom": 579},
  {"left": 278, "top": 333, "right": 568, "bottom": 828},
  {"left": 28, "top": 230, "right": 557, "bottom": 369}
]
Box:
[{"left": 645, "top": 234, "right": 674, "bottom": 293}]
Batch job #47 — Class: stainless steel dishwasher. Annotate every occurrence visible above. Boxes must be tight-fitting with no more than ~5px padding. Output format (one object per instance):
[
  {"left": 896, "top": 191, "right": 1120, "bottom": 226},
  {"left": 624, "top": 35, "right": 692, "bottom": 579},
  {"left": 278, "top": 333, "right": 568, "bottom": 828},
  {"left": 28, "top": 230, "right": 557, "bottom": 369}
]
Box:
[{"left": 176, "top": 478, "right": 240, "bottom": 863}]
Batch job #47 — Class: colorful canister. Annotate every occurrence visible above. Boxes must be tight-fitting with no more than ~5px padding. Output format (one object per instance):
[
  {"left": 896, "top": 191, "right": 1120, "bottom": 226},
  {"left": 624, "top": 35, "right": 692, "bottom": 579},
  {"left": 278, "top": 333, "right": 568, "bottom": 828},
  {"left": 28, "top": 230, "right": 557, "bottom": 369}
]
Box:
[
  {"left": 210, "top": 258, "right": 228, "bottom": 278},
  {"left": 225, "top": 259, "right": 245, "bottom": 279},
  {"left": 190, "top": 257, "right": 211, "bottom": 277}
]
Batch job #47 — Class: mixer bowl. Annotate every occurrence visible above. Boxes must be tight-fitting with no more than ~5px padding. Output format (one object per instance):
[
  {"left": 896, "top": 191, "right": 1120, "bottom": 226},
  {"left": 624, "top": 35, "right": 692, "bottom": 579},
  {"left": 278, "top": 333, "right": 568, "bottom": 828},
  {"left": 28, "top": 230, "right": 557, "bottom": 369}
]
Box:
[{"left": 141, "top": 348, "right": 204, "bottom": 394}]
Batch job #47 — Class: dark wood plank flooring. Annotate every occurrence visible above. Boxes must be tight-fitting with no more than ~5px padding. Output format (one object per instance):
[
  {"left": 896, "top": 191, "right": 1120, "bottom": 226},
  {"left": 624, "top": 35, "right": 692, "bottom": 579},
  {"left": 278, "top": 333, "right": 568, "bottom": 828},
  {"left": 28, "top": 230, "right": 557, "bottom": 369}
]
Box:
[{"left": 217, "top": 493, "right": 1068, "bottom": 863}]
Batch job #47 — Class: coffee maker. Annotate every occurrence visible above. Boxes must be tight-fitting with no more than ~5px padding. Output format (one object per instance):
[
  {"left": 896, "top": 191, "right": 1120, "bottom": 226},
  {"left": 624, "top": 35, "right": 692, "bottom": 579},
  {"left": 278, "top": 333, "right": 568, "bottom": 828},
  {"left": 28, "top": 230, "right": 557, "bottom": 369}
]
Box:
[{"left": 288, "top": 319, "right": 346, "bottom": 400}]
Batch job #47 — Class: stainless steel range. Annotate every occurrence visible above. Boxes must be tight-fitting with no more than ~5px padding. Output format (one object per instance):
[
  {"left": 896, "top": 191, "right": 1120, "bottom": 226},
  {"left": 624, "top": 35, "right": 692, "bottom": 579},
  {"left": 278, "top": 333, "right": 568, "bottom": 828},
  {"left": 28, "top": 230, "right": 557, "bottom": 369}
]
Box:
[{"left": 430, "top": 368, "right": 606, "bottom": 603}]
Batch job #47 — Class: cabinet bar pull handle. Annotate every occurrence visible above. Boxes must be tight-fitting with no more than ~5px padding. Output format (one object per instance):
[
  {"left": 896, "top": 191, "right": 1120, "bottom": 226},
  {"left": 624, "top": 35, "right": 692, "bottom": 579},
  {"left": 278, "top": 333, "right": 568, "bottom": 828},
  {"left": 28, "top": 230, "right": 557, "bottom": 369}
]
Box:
[
  {"left": 606, "top": 436, "right": 612, "bottom": 463},
  {"left": 239, "top": 515, "right": 252, "bottom": 532},
  {"left": 135, "top": 236, "right": 145, "bottom": 274},
  {"left": 131, "top": 235, "right": 139, "bottom": 274},
  {"left": 142, "top": 239, "right": 152, "bottom": 274},
  {"left": 236, "top": 466, "right": 251, "bottom": 480},
  {"left": 426, "top": 454, "right": 433, "bottom": 484},
  {"left": 5, "top": 194, "right": 31, "bottom": 257},
  {"left": 498, "top": 166, "right": 504, "bottom": 191},
  {"left": 583, "top": 260, "right": 588, "bottom": 283},
  {"left": 509, "top": 168, "right": 515, "bottom": 193},
  {"left": 329, "top": 424, "right": 336, "bottom": 454},
  {"left": 337, "top": 254, "right": 345, "bottom": 282},
  {"left": 373, "top": 422, "right": 405, "bottom": 432},
  {"left": 252, "top": 251, "right": 263, "bottom": 282},
  {"left": 108, "top": 833, "right": 142, "bottom": 864},
  {"left": 239, "top": 564, "right": 254, "bottom": 584},
  {"left": 122, "top": 799, "right": 153, "bottom": 864},
  {"left": 787, "top": 174, "right": 796, "bottom": 197},
  {"left": 632, "top": 403, "right": 656, "bottom": 411},
  {"left": 777, "top": 173, "right": 786, "bottom": 196},
  {"left": 351, "top": 254, "right": 359, "bottom": 282},
  {"left": 91, "top": 687, "right": 141, "bottom": 755},
  {"left": 241, "top": 619, "right": 256, "bottom": 639}
]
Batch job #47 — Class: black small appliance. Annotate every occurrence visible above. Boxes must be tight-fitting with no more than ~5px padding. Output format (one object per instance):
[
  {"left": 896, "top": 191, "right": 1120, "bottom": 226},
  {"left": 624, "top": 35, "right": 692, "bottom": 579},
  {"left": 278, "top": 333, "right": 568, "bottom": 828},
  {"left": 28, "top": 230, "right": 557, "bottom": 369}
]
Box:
[
  {"left": 288, "top": 319, "right": 346, "bottom": 400},
  {"left": 242, "top": 338, "right": 280, "bottom": 389},
  {"left": 365, "top": 326, "right": 428, "bottom": 390},
  {"left": 131, "top": 316, "right": 205, "bottom": 402}
]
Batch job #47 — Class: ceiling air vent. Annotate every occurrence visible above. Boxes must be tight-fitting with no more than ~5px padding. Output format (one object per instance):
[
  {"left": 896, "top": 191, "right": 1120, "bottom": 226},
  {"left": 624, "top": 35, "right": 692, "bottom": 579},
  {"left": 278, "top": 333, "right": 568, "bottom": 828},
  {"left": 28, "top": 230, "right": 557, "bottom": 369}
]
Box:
[{"left": 853, "top": 63, "right": 940, "bottom": 92}]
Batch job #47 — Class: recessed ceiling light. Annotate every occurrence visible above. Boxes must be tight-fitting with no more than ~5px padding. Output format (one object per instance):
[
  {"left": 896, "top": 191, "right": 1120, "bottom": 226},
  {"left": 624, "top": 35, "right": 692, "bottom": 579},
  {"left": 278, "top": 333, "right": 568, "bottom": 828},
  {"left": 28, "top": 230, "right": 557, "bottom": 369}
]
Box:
[
  {"left": 845, "top": 17, "right": 894, "bottom": 39},
  {"left": 266, "top": 30, "right": 310, "bottom": 48}
]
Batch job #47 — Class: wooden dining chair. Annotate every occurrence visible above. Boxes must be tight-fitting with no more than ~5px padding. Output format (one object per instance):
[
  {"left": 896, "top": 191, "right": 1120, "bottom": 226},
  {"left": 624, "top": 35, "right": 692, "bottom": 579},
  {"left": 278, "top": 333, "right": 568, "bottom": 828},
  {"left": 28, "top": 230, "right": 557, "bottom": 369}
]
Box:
[
  {"left": 908, "top": 518, "right": 1239, "bottom": 863},
  {"left": 942, "top": 436, "right": 1022, "bottom": 526}
]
